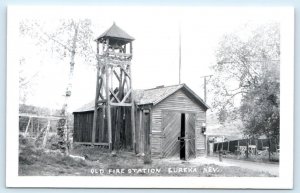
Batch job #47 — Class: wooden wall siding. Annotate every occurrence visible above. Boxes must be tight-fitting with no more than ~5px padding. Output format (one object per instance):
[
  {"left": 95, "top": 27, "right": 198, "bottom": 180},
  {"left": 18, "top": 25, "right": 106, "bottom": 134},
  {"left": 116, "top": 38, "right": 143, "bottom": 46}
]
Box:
[
  {"left": 186, "top": 113, "right": 196, "bottom": 159},
  {"left": 151, "top": 89, "right": 206, "bottom": 157},
  {"left": 161, "top": 111, "right": 181, "bottom": 158},
  {"left": 74, "top": 109, "right": 108, "bottom": 143},
  {"left": 73, "top": 107, "right": 132, "bottom": 150},
  {"left": 107, "top": 106, "right": 132, "bottom": 150}
]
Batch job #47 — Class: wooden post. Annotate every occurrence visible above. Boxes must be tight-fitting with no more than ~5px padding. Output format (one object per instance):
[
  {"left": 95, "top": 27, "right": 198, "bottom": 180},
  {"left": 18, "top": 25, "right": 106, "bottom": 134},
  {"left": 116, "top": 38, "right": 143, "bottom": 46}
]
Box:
[
  {"left": 139, "top": 110, "right": 143, "bottom": 153},
  {"left": 227, "top": 141, "right": 230, "bottom": 152},
  {"left": 37, "top": 119, "right": 40, "bottom": 136},
  {"left": 31, "top": 118, "right": 34, "bottom": 135},
  {"left": 92, "top": 66, "right": 100, "bottom": 145},
  {"left": 237, "top": 140, "right": 240, "bottom": 155},
  {"left": 25, "top": 117, "right": 31, "bottom": 135},
  {"left": 42, "top": 120, "right": 50, "bottom": 148},
  {"left": 268, "top": 138, "right": 271, "bottom": 161},
  {"left": 221, "top": 141, "right": 223, "bottom": 151},
  {"left": 246, "top": 139, "right": 249, "bottom": 159},
  {"left": 101, "top": 106, "right": 105, "bottom": 142},
  {"left": 130, "top": 42, "right": 133, "bottom": 54},
  {"left": 255, "top": 139, "right": 258, "bottom": 155},
  {"left": 128, "top": 60, "right": 136, "bottom": 153},
  {"left": 106, "top": 65, "right": 113, "bottom": 151}
]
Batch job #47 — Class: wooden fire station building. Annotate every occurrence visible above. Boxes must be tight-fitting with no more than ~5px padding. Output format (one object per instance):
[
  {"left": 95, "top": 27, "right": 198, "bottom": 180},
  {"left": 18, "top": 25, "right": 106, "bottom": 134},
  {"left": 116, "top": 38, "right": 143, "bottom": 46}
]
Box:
[{"left": 73, "top": 84, "right": 209, "bottom": 160}]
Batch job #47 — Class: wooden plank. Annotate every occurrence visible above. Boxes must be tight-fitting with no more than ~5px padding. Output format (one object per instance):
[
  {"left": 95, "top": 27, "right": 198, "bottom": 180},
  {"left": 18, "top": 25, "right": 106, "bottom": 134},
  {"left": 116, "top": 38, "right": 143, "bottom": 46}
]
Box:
[
  {"left": 162, "top": 111, "right": 181, "bottom": 158},
  {"left": 113, "top": 69, "right": 120, "bottom": 82},
  {"left": 186, "top": 113, "right": 196, "bottom": 159},
  {"left": 19, "top": 113, "right": 65, "bottom": 120},
  {"left": 42, "top": 120, "right": 51, "bottom": 148},
  {"left": 106, "top": 51, "right": 132, "bottom": 58},
  {"left": 129, "top": 65, "right": 136, "bottom": 152},
  {"left": 105, "top": 65, "right": 112, "bottom": 151},
  {"left": 139, "top": 110, "right": 143, "bottom": 153},
  {"left": 110, "top": 102, "right": 132, "bottom": 107},
  {"left": 92, "top": 66, "right": 101, "bottom": 144},
  {"left": 120, "top": 66, "right": 131, "bottom": 79},
  {"left": 109, "top": 89, "right": 121, "bottom": 103},
  {"left": 74, "top": 142, "right": 109, "bottom": 146},
  {"left": 121, "top": 89, "right": 131, "bottom": 103},
  {"left": 24, "top": 117, "right": 31, "bottom": 135}
]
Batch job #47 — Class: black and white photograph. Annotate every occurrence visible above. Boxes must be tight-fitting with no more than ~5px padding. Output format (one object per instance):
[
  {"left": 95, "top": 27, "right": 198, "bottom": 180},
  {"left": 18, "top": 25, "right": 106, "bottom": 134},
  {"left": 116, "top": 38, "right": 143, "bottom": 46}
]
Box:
[{"left": 6, "top": 6, "right": 294, "bottom": 188}]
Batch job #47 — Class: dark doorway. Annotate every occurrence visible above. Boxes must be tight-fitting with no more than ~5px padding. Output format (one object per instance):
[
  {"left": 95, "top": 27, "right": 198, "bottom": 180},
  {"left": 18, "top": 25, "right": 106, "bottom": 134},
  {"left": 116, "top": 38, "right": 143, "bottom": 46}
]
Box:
[
  {"left": 180, "top": 113, "right": 186, "bottom": 160},
  {"left": 144, "top": 111, "right": 151, "bottom": 163}
]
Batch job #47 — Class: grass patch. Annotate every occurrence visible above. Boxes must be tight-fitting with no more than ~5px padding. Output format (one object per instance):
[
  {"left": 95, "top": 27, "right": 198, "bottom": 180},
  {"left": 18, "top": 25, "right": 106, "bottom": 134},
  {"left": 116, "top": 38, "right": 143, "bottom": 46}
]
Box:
[{"left": 19, "top": 140, "right": 276, "bottom": 177}]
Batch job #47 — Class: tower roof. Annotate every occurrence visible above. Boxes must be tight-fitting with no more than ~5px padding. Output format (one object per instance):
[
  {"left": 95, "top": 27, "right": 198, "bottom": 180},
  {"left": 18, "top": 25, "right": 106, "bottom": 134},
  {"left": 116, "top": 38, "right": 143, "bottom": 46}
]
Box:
[{"left": 95, "top": 22, "right": 135, "bottom": 44}]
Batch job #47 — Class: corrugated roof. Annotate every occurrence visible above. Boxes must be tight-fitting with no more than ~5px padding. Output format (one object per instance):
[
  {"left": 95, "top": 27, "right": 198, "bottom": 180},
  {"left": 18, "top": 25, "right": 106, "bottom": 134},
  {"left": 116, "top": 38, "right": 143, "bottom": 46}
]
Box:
[
  {"left": 73, "top": 84, "right": 209, "bottom": 113},
  {"left": 95, "top": 22, "right": 134, "bottom": 42}
]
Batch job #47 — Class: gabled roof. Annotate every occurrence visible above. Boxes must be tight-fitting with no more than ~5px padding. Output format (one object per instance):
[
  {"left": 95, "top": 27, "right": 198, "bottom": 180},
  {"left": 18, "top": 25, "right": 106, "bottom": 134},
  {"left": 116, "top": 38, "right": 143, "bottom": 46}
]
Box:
[
  {"left": 134, "top": 84, "right": 209, "bottom": 109},
  {"left": 73, "top": 84, "right": 209, "bottom": 113},
  {"left": 95, "top": 22, "right": 135, "bottom": 43}
]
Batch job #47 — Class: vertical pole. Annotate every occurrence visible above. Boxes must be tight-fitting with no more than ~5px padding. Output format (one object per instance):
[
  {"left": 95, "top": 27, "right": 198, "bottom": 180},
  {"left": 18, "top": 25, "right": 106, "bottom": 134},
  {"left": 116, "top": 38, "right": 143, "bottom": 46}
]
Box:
[
  {"left": 129, "top": 42, "right": 136, "bottom": 153},
  {"left": 237, "top": 140, "right": 240, "bottom": 155},
  {"left": 37, "top": 119, "right": 40, "bottom": 136},
  {"left": 268, "top": 138, "right": 271, "bottom": 161},
  {"left": 92, "top": 42, "right": 100, "bottom": 145},
  {"left": 255, "top": 139, "right": 258, "bottom": 155},
  {"left": 139, "top": 110, "right": 143, "bottom": 153},
  {"left": 43, "top": 120, "right": 50, "bottom": 148},
  {"left": 110, "top": 67, "right": 113, "bottom": 91},
  {"left": 221, "top": 141, "right": 223, "bottom": 151},
  {"left": 31, "top": 118, "right": 34, "bottom": 135},
  {"left": 25, "top": 117, "right": 31, "bottom": 135},
  {"left": 178, "top": 22, "right": 181, "bottom": 84},
  {"left": 204, "top": 77, "right": 207, "bottom": 102},
  {"left": 228, "top": 141, "right": 230, "bottom": 152},
  {"left": 246, "top": 139, "right": 249, "bottom": 159},
  {"left": 106, "top": 65, "right": 112, "bottom": 151}
]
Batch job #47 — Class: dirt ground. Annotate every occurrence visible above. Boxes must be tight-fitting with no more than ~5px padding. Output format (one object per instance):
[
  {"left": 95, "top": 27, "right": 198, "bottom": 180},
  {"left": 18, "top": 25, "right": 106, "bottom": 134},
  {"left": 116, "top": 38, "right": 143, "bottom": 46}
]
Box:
[{"left": 19, "top": 137, "right": 277, "bottom": 177}]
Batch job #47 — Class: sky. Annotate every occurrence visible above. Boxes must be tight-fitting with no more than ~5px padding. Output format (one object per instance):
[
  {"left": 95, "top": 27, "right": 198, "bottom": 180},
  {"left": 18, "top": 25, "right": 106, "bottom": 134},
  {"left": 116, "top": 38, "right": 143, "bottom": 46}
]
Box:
[{"left": 13, "top": 6, "right": 283, "bottom": 112}]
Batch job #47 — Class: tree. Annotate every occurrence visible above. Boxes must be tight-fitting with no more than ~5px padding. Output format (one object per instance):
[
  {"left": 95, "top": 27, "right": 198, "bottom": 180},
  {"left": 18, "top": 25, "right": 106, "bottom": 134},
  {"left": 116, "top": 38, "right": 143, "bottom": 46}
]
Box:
[
  {"left": 208, "top": 23, "right": 280, "bottom": 139},
  {"left": 20, "top": 19, "right": 96, "bottom": 153},
  {"left": 19, "top": 57, "right": 37, "bottom": 104}
]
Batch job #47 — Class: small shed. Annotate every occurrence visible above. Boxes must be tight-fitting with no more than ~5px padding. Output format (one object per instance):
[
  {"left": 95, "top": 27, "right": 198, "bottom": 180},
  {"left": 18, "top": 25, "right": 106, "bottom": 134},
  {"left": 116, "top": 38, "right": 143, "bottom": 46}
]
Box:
[{"left": 73, "top": 84, "right": 209, "bottom": 160}]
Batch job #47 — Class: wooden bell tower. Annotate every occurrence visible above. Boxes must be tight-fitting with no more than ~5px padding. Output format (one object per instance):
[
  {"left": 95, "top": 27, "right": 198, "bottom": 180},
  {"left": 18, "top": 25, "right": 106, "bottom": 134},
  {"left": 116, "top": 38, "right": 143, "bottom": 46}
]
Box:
[{"left": 92, "top": 23, "right": 135, "bottom": 152}]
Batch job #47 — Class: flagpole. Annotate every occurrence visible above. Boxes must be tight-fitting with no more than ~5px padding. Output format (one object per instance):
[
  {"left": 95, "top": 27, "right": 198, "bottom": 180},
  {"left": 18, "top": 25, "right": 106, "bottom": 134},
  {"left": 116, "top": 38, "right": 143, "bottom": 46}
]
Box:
[{"left": 179, "top": 22, "right": 181, "bottom": 84}]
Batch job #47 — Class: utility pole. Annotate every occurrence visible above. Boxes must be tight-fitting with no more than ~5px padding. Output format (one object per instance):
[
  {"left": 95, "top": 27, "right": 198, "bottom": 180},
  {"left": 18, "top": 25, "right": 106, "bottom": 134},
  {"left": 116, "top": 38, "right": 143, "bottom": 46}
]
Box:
[
  {"left": 200, "top": 75, "right": 212, "bottom": 102},
  {"left": 178, "top": 22, "right": 181, "bottom": 84}
]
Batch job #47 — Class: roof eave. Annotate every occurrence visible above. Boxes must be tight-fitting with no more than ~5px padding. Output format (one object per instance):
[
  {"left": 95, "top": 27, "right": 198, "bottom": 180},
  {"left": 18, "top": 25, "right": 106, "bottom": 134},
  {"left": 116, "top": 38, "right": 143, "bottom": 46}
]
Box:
[
  {"left": 152, "top": 85, "right": 184, "bottom": 106},
  {"left": 181, "top": 84, "right": 210, "bottom": 110}
]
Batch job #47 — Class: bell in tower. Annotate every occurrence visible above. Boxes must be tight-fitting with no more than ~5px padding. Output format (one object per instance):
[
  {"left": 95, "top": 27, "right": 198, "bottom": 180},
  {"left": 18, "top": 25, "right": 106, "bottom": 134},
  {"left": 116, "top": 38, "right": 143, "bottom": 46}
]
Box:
[{"left": 92, "top": 23, "right": 136, "bottom": 152}]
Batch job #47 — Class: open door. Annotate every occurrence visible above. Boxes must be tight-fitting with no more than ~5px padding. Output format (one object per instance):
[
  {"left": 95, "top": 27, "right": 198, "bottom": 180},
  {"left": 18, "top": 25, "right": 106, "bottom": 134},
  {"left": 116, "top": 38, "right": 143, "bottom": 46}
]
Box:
[
  {"left": 180, "top": 113, "right": 186, "bottom": 160},
  {"left": 185, "top": 113, "right": 196, "bottom": 159},
  {"left": 162, "top": 111, "right": 181, "bottom": 158},
  {"left": 162, "top": 111, "right": 196, "bottom": 160}
]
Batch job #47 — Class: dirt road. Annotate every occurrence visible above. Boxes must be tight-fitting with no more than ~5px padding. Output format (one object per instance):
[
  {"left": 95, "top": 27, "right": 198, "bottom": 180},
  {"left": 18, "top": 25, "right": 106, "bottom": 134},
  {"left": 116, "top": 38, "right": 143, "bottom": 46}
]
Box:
[{"left": 198, "top": 157, "right": 279, "bottom": 176}]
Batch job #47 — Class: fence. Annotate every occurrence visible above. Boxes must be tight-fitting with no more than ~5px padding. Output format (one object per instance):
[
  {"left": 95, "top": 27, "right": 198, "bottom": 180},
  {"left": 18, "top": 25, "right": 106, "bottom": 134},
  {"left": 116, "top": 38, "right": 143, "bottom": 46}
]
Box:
[{"left": 211, "top": 136, "right": 279, "bottom": 161}]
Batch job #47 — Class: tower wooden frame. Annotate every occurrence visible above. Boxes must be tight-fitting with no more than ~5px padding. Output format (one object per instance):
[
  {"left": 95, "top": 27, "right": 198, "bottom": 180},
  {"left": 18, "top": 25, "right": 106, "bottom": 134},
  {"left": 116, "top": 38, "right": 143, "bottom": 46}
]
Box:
[{"left": 92, "top": 25, "right": 135, "bottom": 152}]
